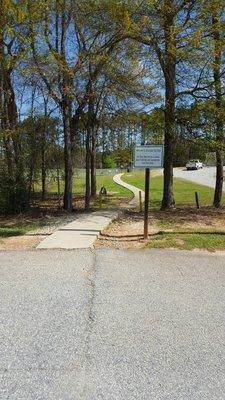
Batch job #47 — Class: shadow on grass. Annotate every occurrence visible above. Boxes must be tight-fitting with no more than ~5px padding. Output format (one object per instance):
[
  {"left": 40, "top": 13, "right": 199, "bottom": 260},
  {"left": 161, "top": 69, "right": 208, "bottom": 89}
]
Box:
[
  {"left": 101, "top": 230, "right": 225, "bottom": 240},
  {"left": 0, "top": 228, "right": 25, "bottom": 238},
  {"left": 101, "top": 233, "right": 143, "bottom": 239},
  {"left": 154, "top": 230, "right": 225, "bottom": 237}
]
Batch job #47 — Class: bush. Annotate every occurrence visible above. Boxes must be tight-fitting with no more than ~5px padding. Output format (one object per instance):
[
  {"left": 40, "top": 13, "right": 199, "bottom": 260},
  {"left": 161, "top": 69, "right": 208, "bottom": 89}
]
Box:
[
  {"left": 0, "top": 173, "right": 28, "bottom": 214},
  {"left": 102, "top": 154, "right": 116, "bottom": 168}
]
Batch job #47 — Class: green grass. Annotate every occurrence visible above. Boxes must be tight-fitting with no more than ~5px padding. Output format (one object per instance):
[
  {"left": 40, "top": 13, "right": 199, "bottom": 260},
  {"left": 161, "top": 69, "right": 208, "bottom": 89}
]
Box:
[
  {"left": 34, "top": 172, "right": 131, "bottom": 209},
  {"left": 0, "top": 222, "right": 45, "bottom": 238},
  {"left": 36, "top": 172, "right": 129, "bottom": 197},
  {"left": 0, "top": 227, "right": 26, "bottom": 238},
  {"left": 123, "top": 170, "right": 223, "bottom": 208},
  {"left": 123, "top": 170, "right": 225, "bottom": 251},
  {"left": 0, "top": 172, "right": 131, "bottom": 239},
  {"left": 147, "top": 231, "right": 225, "bottom": 251},
  {"left": 35, "top": 169, "right": 221, "bottom": 210}
]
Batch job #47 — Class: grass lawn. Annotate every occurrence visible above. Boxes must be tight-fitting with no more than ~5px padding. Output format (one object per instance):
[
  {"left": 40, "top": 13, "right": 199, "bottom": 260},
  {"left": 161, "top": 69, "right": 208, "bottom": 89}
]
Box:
[
  {"left": 34, "top": 171, "right": 131, "bottom": 210},
  {"left": 0, "top": 172, "right": 131, "bottom": 240},
  {"left": 2, "top": 169, "right": 225, "bottom": 252},
  {"left": 147, "top": 231, "right": 225, "bottom": 251},
  {"left": 123, "top": 169, "right": 224, "bottom": 208},
  {"left": 0, "top": 221, "right": 46, "bottom": 239},
  {"left": 121, "top": 170, "right": 225, "bottom": 251}
]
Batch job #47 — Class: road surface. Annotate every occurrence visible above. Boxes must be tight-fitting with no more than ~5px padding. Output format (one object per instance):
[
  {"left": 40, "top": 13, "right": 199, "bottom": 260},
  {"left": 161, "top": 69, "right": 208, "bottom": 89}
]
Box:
[
  {"left": 1, "top": 249, "right": 225, "bottom": 399},
  {"left": 174, "top": 166, "right": 225, "bottom": 190}
]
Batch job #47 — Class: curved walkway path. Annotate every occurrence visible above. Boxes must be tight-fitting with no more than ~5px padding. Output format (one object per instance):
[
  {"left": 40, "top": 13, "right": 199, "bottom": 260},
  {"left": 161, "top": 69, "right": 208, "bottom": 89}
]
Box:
[
  {"left": 113, "top": 173, "right": 144, "bottom": 208},
  {"left": 37, "top": 173, "right": 142, "bottom": 250}
]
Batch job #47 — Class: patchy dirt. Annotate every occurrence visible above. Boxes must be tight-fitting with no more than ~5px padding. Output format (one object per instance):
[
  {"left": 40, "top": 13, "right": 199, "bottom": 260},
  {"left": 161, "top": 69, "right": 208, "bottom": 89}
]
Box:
[
  {"left": 95, "top": 211, "right": 159, "bottom": 250},
  {"left": 95, "top": 206, "right": 225, "bottom": 250},
  {"left": 0, "top": 235, "right": 44, "bottom": 250},
  {"left": 0, "top": 214, "right": 75, "bottom": 250},
  {"left": 2, "top": 204, "right": 225, "bottom": 251},
  {"left": 152, "top": 206, "right": 225, "bottom": 230}
]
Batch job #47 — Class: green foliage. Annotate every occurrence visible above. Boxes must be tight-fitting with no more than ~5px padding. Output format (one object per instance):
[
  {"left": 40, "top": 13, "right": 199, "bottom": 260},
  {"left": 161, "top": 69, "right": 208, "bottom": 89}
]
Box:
[
  {"left": 102, "top": 154, "right": 116, "bottom": 168},
  {"left": 1, "top": 0, "right": 225, "bottom": 214},
  {"left": 0, "top": 172, "right": 28, "bottom": 214},
  {"left": 0, "top": 175, "right": 16, "bottom": 214}
]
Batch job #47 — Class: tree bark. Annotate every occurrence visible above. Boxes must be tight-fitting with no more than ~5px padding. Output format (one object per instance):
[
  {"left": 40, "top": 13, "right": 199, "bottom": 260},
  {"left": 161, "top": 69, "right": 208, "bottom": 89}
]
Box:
[
  {"left": 56, "top": 162, "right": 61, "bottom": 209},
  {"left": 0, "top": 38, "right": 14, "bottom": 178},
  {"left": 3, "top": 66, "right": 28, "bottom": 211},
  {"left": 87, "top": 81, "right": 97, "bottom": 200},
  {"left": 212, "top": 13, "right": 224, "bottom": 208},
  {"left": 161, "top": 0, "right": 176, "bottom": 210},
  {"left": 85, "top": 128, "right": 91, "bottom": 211},
  {"left": 91, "top": 128, "right": 97, "bottom": 197},
  {"left": 41, "top": 130, "right": 46, "bottom": 201},
  {"left": 62, "top": 100, "right": 73, "bottom": 212},
  {"left": 41, "top": 99, "right": 48, "bottom": 201}
]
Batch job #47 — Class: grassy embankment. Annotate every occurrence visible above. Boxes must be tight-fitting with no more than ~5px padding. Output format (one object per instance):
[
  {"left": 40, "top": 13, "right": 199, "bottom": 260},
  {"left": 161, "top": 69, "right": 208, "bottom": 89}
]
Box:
[
  {"left": 0, "top": 171, "right": 131, "bottom": 239},
  {"left": 1, "top": 169, "right": 225, "bottom": 251},
  {"left": 122, "top": 170, "right": 225, "bottom": 251}
]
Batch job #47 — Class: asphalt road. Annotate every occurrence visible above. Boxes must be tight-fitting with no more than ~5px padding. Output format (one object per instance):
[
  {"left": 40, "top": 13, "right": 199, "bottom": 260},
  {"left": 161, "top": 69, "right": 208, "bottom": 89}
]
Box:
[
  {"left": 174, "top": 166, "right": 225, "bottom": 190},
  {"left": 1, "top": 249, "right": 225, "bottom": 399}
]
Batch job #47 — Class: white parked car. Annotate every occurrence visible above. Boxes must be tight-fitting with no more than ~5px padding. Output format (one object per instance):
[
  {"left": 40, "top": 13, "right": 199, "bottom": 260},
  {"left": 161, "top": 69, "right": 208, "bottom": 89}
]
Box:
[{"left": 186, "top": 159, "right": 204, "bottom": 171}]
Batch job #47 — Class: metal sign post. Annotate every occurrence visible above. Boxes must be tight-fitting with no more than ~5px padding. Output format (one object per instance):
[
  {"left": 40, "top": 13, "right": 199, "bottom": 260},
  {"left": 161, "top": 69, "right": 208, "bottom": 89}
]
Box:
[
  {"left": 134, "top": 145, "right": 164, "bottom": 240},
  {"left": 144, "top": 168, "right": 150, "bottom": 239}
]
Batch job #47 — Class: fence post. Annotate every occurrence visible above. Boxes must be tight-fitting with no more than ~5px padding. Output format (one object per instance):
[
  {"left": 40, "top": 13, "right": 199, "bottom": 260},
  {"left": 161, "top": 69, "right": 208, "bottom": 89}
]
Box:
[
  {"left": 195, "top": 191, "right": 200, "bottom": 209},
  {"left": 139, "top": 191, "right": 142, "bottom": 212},
  {"left": 99, "top": 192, "right": 102, "bottom": 209}
]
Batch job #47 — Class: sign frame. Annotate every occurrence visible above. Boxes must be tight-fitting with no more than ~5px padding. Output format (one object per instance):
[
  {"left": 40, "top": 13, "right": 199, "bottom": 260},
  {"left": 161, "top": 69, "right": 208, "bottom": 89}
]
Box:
[{"left": 134, "top": 145, "right": 164, "bottom": 169}]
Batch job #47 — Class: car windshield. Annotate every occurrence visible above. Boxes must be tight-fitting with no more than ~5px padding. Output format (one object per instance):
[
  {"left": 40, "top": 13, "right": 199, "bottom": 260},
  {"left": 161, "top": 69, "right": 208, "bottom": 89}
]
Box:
[{"left": 189, "top": 160, "right": 199, "bottom": 163}]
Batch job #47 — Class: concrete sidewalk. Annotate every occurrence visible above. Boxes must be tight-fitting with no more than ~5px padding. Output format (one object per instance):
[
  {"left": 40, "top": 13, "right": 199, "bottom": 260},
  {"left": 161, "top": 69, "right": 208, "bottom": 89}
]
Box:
[
  {"left": 37, "top": 173, "right": 141, "bottom": 250},
  {"left": 113, "top": 173, "right": 144, "bottom": 208},
  {"left": 37, "top": 209, "right": 118, "bottom": 249}
]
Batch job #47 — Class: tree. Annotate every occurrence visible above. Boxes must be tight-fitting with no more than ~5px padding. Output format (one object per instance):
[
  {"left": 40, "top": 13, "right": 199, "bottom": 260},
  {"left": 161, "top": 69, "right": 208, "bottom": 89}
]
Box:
[
  {"left": 128, "top": 0, "right": 201, "bottom": 209},
  {"left": 211, "top": 2, "right": 224, "bottom": 207},
  {"left": 0, "top": 0, "right": 29, "bottom": 212}
]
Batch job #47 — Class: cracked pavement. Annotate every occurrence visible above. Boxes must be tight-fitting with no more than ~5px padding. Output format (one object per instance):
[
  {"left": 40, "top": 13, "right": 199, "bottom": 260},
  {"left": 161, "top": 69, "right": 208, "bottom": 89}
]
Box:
[{"left": 1, "top": 249, "right": 225, "bottom": 399}]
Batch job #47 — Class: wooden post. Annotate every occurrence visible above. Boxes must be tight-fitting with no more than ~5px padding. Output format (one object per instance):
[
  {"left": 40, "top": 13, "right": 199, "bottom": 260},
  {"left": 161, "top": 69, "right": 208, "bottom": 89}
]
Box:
[
  {"left": 139, "top": 191, "right": 142, "bottom": 212},
  {"left": 99, "top": 192, "right": 102, "bottom": 209},
  {"left": 144, "top": 168, "right": 150, "bottom": 239},
  {"left": 195, "top": 191, "right": 200, "bottom": 209}
]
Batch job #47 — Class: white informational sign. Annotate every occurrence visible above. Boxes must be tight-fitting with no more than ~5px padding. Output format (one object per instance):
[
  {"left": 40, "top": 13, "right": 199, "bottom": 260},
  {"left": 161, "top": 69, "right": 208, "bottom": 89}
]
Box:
[{"left": 134, "top": 145, "right": 164, "bottom": 169}]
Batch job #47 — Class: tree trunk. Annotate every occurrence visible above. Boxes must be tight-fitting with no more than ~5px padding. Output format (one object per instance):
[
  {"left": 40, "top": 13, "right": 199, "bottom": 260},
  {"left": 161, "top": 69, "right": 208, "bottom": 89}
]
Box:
[
  {"left": 102, "top": 128, "right": 106, "bottom": 168},
  {"left": 41, "top": 131, "right": 46, "bottom": 201},
  {"left": 4, "top": 69, "right": 28, "bottom": 211},
  {"left": 0, "top": 60, "right": 13, "bottom": 176},
  {"left": 41, "top": 99, "right": 48, "bottom": 201},
  {"left": 87, "top": 82, "right": 97, "bottom": 201},
  {"left": 212, "top": 13, "right": 224, "bottom": 208},
  {"left": 56, "top": 162, "right": 61, "bottom": 209},
  {"left": 91, "top": 128, "right": 97, "bottom": 197},
  {"left": 161, "top": 0, "right": 176, "bottom": 210},
  {"left": 62, "top": 100, "right": 73, "bottom": 212},
  {"left": 85, "top": 129, "right": 91, "bottom": 211}
]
